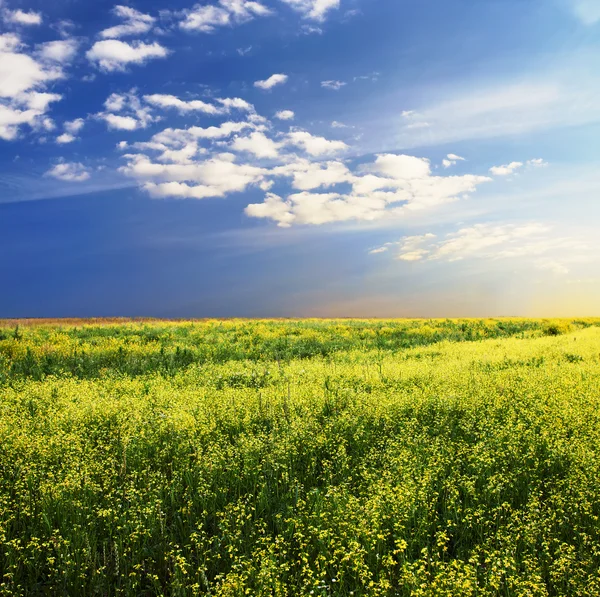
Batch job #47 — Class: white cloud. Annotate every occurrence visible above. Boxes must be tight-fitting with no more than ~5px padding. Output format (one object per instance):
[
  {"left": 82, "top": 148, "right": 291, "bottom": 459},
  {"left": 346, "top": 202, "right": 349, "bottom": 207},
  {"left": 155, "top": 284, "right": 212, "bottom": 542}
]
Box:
[
  {"left": 103, "top": 114, "right": 140, "bottom": 130},
  {"left": 321, "top": 80, "right": 346, "bottom": 91},
  {"left": 0, "top": 34, "right": 65, "bottom": 139},
  {"left": 143, "top": 93, "right": 254, "bottom": 115},
  {"left": 0, "top": 34, "right": 64, "bottom": 98},
  {"left": 489, "top": 161, "right": 523, "bottom": 176},
  {"left": 400, "top": 109, "right": 430, "bottom": 130},
  {"left": 371, "top": 153, "right": 432, "bottom": 180},
  {"left": 571, "top": 0, "right": 600, "bottom": 25},
  {"left": 370, "top": 223, "right": 585, "bottom": 275},
  {"left": 217, "top": 97, "right": 255, "bottom": 112},
  {"left": 0, "top": 104, "right": 39, "bottom": 140},
  {"left": 394, "top": 71, "right": 600, "bottom": 148},
  {"left": 244, "top": 193, "right": 296, "bottom": 226},
  {"left": 246, "top": 152, "right": 492, "bottom": 227},
  {"left": 279, "top": 0, "right": 340, "bottom": 22},
  {"left": 275, "top": 109, "right": 295, "bottom": 120},
  {"left": 151, "top": 121, "right": 254, "bottom": 147},
  {"left": 231, "top": 131, "right": 281, "bottom": 158},
  {"left": 180, "top": 0, "right": 272, "bottom": 32},
  {"left": 285, "top": 130, "right": 348, "bottom": 155},
  {"left": 65, "top": 118, "right": 85, "bottom": 135},
  {"left": 4, "top": 9, "right": 42, "bottom": 26},
  {"left": 56, "top": 133, "right": 75, "bottom": 144},
  {"left": 273, "top": 159, "right": 352, "bottom": 190},
  {"left": 100, "top": 5, "right": 155, "bottom": 39},
  {"left": 254, "top": 74, "right": 288, "bottom": 90},
  {"left": 104, "top": 93, "right": 127, "bottom": 112},
  {"left": 97, "top": 90, "right": 156, "bottom": 131},
  {"left": 354, "top": 72, "right": 380, "bottom": 83},
  {"left": 114, "top": 89, "right": 496, "bottom": 231},
  {"left": 46, "top": 162, "right": 91, "bottom": 182},
  {"left": 87, "top": 40, "right": 169, "bottom": 72},
  {"left": 37, "top": 39, "right": 79, "bottom": 63},
  {"left": 331, "top": 121, "right": 350, "bottom": 128},
  {"left": 527, "top": 158, "right": 548, "bottom": 167},
  {"left": 301, "top": 24, "right": 323, "bottom": 34},
  {"left": 392, "top": 234, "right": 437, "bottom": 262},
  {"left": 122, "top": 154, "right": 267, "bottom": 198},
  {"left": 443, "top": 153, "right": 465, "bottom": 168},
  {"left": 144, "top": 93, "right": 221, "bottom": 115},
  {"left": 0, "top": 92, "right": 62, "bottom": 139}
]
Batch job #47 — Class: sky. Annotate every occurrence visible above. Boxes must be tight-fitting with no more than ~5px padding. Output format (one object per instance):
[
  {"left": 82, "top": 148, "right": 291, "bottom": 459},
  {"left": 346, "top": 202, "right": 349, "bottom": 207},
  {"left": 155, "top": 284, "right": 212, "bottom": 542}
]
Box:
[{"left": 0, "top": 0, "right": 599, "bottom": 318}]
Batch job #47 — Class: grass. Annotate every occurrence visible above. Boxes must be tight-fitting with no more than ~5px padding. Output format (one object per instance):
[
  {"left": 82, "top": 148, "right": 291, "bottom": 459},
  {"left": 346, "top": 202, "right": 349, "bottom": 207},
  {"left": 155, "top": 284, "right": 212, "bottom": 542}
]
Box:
[{"left": 1, "top": 318, "right": 599, "bottom": 596}]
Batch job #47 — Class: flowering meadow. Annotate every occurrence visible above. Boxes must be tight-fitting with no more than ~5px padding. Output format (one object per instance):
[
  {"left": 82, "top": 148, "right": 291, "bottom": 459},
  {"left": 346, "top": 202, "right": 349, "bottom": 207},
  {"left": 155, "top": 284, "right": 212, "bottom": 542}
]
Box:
[{"left": 1, "top": 318, "right": 600, "bottom": 596}]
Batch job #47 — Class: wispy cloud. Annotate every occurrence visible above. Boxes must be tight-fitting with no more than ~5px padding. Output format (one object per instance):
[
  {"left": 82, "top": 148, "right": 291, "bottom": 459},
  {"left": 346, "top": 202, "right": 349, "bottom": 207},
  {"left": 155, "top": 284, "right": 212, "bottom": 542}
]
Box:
[
  {"left": 254, "top": 73, "right": 288, "bottom": 90},
  {"left": 371, "top": 222, "right": 589, "bottom": 275},
  {"left": 321, "top": 80, "right": 346, "bottom": 91},
  {"left": 100, "top": 5, "right": 156, "bottom": 39},
  {"left": 395, "top": 69, "right": 600, "bottom": 147},
  {"left": 570, "top": 0, "right": 600, "bottom": 25}
]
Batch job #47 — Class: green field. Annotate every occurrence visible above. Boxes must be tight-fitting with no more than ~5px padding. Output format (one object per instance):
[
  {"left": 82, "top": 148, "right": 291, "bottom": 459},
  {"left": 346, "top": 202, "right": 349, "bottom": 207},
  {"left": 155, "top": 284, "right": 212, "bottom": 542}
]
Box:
[{"left": 1, "top": 318, "right": 600, "bottom": 596}]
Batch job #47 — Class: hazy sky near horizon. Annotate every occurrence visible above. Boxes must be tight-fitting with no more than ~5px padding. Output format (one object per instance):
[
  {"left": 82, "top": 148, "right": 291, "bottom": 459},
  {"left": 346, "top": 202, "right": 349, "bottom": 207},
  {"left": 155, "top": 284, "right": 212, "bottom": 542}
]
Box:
[{"left": 1, "top": 0, "right": 599, "bottom": 317}]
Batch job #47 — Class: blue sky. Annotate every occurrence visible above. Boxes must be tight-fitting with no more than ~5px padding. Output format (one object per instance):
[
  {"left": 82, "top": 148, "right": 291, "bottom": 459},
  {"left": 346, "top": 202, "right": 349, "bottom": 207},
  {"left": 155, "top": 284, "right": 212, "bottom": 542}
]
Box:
[{"left": 1, "top": 0, "right": 599, "bottom": 317}]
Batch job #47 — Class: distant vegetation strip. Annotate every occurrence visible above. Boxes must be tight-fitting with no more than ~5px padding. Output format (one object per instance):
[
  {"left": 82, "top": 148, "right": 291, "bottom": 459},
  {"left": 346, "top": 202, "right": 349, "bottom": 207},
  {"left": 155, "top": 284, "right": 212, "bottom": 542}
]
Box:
[{"left": 0, "top": 318, "right": 596, "bottom": 382}]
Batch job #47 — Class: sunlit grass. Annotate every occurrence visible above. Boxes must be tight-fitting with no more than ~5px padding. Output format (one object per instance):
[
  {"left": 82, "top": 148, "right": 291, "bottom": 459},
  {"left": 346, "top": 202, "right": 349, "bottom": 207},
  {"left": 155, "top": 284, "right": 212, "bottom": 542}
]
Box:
[{"left": 1, "top": 319, "right": 599, "bottom": 595}]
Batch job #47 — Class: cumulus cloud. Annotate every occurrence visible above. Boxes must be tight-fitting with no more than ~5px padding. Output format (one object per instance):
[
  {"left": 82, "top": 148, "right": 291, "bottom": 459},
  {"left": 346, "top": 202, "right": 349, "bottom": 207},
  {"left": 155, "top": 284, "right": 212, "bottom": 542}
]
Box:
[
  {"left": 245, "top": 153, "right": 492, "bottom": 227},
  {"left": 55, "top": 116, "right": 85, "bottom": 144},
  {"left": 254, "top": 74, "right": 288, "bottom": 90},
  {"left": 370, "top": 223, "right": 585, "bottom": 274},
  {"left": 180, "top": 0, "right": 272, "bottom": 32},
  {"left": 489, "top": 161, "right": 523, "bottom": 176},
  {"left": 0, "top": 34, "right": 64, "bottom": 98},
  {"left": 275, "top": 109, "right": 295, "bottom": 120},
  {"left": 231, "top": 131, "right": 281, "bottom": 158},
  {"left": 4, "top": 9, "right": 42, "bottom": 26},
  {"left": 143, "top": 93, "right": 254, "bottom": 116},
  {"left": 285, "top": 130, "right": 348, "bottom": 155},
  {"left": 114, "top": 89, "right": 502, "bottom": 232},
  {"left": 65, "top": 118, "right": 86, "bottom": 135},
  {"left": 273, "top": 159, "right": 353, "bottom": 190},
  {"left": 144, "top": 94, "right": 222, "bottom": 115},
  {"left": 100, "top": 5, "right": 155, "bottom": 38},
  {"left": 0, "top": 33, "right": 65, "bottom": 139},
  {"left": 279, "top": 0, "right": 340, "bottom": 22},
  {"left": 37, "top": 39, "right": 79, "bottom": 63},
  {"left": 87, "top": 39, "right": 168, "bottom": 72},
  {"left": 97, "top": 90, "right": 156, "bottom": 131},
  {"left": 122, "top": 154, "right": 267, "bottom": 199},
  {"left": 56, "top": 133, "right": 75, "bottom": 144},
  {"left": 46, "top": 162, "right": 91, "bottom": 182},
  {"left": 321, "top": 80, "right": 346, "bottom": 91}
]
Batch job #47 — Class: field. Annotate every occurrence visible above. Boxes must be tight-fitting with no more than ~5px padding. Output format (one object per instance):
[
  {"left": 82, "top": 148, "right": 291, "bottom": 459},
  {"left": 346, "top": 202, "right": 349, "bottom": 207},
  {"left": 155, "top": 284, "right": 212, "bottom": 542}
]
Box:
[{"left": 1, "top": 318, "right": 600, "bottom": 596}]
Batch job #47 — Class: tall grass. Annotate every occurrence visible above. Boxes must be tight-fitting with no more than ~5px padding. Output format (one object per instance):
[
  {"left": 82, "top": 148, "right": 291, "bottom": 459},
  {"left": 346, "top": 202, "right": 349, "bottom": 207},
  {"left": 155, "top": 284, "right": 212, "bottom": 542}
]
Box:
[{"left": 1, "top": 319, "right": 599, "bottom": 596}]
